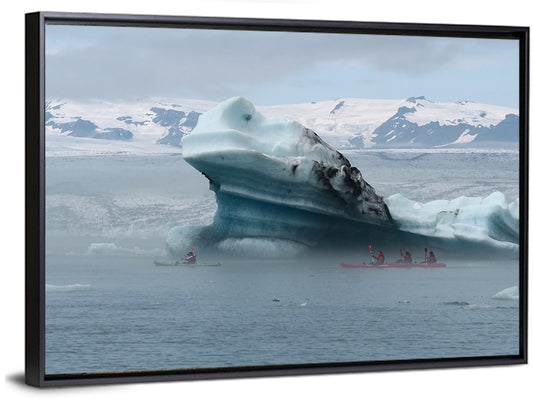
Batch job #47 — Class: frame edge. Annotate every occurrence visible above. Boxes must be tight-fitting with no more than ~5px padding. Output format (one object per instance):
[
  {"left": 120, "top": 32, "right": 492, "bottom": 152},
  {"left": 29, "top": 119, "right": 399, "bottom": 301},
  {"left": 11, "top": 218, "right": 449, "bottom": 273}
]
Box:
[
  {"left": 25, "top": 11, "right": 45, "bottom": 387},
  {"left": 40, "top": 11, "right": 527, "bottom": 39},
  {"left": 519, "top": 26, "right": 529, "bottom": 365}
]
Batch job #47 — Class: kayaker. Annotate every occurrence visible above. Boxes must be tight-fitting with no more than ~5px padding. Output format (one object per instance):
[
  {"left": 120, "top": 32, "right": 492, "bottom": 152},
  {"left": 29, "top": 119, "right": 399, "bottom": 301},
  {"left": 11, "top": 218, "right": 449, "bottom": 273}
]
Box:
[
  {"left": 427, "top": 251, "right": 437, "bottom": 264},
  {"left": 183, "top": 251, "right": 197, "bottom": 264},
  {"left": 175, "top": 250, "right": 197, "bottom": 265},
  {"left": 372, "top": 250, "right": 385, "bottom": 265},
  {"left": 400, "top": 250, "right": 413, "bottom": 263}
]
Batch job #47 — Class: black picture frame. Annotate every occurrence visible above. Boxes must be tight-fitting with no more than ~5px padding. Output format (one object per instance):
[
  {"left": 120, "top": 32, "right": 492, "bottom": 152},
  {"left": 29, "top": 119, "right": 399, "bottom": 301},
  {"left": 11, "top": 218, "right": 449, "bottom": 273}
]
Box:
[{"left": 25, "top": 11, "right": 529, "bottom": 387}]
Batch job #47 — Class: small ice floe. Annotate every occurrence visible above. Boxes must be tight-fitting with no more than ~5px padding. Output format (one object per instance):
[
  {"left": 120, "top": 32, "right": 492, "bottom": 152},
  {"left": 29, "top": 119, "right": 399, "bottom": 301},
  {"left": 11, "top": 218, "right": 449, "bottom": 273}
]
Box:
[
  {"left": 87, "top": 242, "right": 119, "bottom": 254},
  {"left": 492, "top": 286, "right": 519, "bottom": 301},
  {"left": 300, "top": 302, "right": 308, "bottom": 307},
  {"left": 441, "top": 301, "right": 470, "bottom": 306},
  {"left": 46, "top": 284, "right": 91, "bottom": 292},
  {"left": 464, "top": 303, "right": 491, "bottom": 310}
]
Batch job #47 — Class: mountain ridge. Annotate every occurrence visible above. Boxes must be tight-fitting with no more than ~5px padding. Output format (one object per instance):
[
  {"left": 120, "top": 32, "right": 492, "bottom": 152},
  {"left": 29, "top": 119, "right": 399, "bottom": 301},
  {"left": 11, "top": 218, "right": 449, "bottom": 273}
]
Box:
[{"left": 45, "top": 96, "right": 518, "bottom": 153}]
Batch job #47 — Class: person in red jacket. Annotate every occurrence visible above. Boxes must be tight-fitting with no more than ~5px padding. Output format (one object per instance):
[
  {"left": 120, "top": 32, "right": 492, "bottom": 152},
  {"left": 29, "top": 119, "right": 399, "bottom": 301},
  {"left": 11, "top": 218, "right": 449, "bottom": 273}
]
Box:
[
  {"left": 372, "top": 250, "right": 385, "bottom": 265},
  {"left": 400, "top": 250, "right": 413, "bottom": 263},
  {"left": 175, "top": 250, "right": 197, "bottom": 265},
  {"left": 183, "top": 251, "right": 197, "bottom": 264},
  {"left": 427, "top": 251, "right": 437, "bottom": 264}
]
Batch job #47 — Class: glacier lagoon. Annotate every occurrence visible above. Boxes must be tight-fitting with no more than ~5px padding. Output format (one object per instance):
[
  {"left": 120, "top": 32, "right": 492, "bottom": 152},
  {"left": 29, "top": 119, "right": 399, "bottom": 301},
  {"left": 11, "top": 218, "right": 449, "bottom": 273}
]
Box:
[
  {"left": 46, "top": 254, "right": 519, "bottom": 374},
  {"left": 45, "top": 144, "right": 520, "bottom": 374}
]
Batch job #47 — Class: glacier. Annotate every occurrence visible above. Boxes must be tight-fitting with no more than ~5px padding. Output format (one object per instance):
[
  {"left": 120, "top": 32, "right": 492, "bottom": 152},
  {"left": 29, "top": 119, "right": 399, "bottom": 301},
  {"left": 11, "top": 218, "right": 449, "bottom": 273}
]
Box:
[{"left": 167, "top": 97, "right": 519, "bottom": 258}]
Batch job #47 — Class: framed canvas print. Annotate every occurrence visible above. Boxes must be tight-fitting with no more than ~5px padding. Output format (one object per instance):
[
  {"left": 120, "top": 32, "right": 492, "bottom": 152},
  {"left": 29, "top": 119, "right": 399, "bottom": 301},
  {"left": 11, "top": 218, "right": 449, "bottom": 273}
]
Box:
[{"left": 25, "top": 11, "right": 528, "bottom": 386}]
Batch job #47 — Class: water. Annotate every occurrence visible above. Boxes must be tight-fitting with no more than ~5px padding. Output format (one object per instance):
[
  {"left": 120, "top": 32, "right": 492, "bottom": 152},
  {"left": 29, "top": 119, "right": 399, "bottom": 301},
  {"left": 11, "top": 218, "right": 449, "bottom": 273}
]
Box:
[
  {"left": 44, "top": 150, "right": 521, "bottom": 374},
  {"left": 45, "top": 255, "right": 519, "bottom": 374},
  {"left": 344, "top": 149, "right": 519, "bottom": 202}
]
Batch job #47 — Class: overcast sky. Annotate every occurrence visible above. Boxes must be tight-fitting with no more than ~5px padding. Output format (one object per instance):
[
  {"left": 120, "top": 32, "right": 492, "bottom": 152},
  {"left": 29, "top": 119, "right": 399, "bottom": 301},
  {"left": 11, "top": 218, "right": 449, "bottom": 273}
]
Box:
[{"left": 45, "top": 24, "right": 520, "bottom": 108}]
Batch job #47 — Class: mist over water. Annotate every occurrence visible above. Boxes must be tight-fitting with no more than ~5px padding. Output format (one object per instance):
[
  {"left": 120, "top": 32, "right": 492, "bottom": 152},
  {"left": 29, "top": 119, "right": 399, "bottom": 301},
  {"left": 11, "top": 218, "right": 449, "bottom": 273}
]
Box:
[
  {"left": 45, "top": 154, "right": 214, "bottom": 255},
  {"left": 347, "top": 150, "right": 519, "bottom": 202},
  {"left": 45, "top": 150, "right": 520, "bottom": 374},
  {"left": 45, "top": 151, "right": 519, "bottom": 256}
]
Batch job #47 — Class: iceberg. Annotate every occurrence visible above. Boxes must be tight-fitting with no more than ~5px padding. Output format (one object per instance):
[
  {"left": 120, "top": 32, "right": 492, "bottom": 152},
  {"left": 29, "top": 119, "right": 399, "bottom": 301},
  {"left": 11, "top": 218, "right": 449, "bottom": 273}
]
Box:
[
  {"left": 386, "top": 192, "right": 519, "bottom": 250},
  {"left": 173, "top": 97, "right": 393, "bottom": 253},
  {"left": 167, "top": 97, "right": 519, "bottom": 258},
  {"left": 183, "top": 97, "right": 391, "bottom": 222}
]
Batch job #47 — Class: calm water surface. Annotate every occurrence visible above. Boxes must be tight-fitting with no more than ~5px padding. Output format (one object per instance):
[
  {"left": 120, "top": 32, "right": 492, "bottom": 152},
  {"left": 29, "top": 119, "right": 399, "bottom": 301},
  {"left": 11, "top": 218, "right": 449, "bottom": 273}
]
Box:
[{"left": 45, "top": 255, "right": 519, "bottom": 374}]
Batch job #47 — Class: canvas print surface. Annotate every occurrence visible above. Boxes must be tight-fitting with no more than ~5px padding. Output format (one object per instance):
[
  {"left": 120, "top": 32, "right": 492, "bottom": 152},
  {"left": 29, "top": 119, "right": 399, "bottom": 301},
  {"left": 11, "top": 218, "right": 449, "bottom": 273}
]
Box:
[{"left": 44, "top": 24, "right": 520, "bottom": 374}]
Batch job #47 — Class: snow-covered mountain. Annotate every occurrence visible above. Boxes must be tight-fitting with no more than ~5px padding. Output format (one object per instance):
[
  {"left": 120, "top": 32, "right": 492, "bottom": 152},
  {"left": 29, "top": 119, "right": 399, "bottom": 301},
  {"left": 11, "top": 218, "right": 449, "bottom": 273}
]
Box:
[
  {"left": 45, "top": 96, "right": 518, "bottom": 155},
  {"left": 367, "top": 96, "right": 518, "bottom": 148},
  {"left": 45, "top": 99, "right": 216, "bottom": 155},
  {"left": 261, "top": 96, "right": 518, "bottom": 149}
]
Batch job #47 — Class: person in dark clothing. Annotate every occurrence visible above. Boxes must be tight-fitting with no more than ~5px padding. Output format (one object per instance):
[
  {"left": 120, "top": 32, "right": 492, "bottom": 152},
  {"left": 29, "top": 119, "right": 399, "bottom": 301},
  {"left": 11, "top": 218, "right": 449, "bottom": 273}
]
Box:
[
  {"left": 372, "top": 250, "right": 385, "bottom": 265},
  {"left": 400, "top": 250, "right": 413, "bottom": 263},
  {"left": 427, "top": 251, "right": 437, "bottom": 263}
]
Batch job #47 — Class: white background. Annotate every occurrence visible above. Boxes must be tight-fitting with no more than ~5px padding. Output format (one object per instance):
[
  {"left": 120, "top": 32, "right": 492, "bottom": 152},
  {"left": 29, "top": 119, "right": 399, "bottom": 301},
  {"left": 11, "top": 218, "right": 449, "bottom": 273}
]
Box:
[{"left": 2, "top": 1, "right": 531, "bottom": 397}]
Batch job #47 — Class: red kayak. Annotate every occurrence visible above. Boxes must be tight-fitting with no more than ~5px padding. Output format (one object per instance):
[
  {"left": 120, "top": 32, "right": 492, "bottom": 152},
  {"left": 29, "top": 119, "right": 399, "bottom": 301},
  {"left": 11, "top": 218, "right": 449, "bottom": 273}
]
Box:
[{"left": 341, "top": 262, "right": 446, "bottom": 268}]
